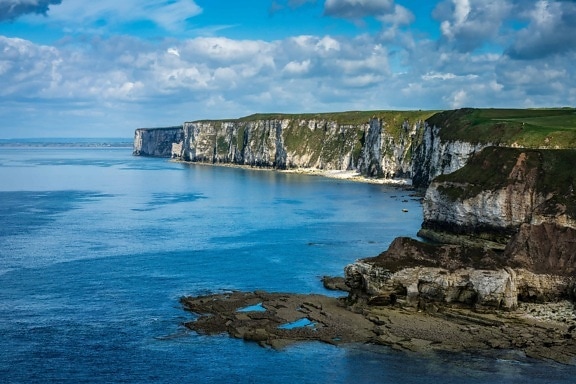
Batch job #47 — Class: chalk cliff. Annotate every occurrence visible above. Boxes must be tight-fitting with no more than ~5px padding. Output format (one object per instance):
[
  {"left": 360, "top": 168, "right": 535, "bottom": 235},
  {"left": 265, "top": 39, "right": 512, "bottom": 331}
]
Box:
[
  {"left": 411, "top": 122, "right": 491, "bottom": 188},
  {"left": 133, "top": 127, "right": 183, "bottom": 157},
  {"left": 134, "top": 111, "right": 433, "bottom": 179},
  {"left": 421, "top": 147, "right": 576, "bottom": 245}
]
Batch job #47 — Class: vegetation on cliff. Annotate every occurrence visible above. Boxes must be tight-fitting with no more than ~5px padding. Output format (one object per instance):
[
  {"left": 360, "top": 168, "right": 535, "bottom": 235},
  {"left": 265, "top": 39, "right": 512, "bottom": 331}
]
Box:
[
  {"left": 434, "top": 146, "right": 576, "bottom": 220},
  {"left": 196, "top": 110, "right": 436, "bottom": 155},
  {"left": 427, "top": 108, "right": 576, "bottom": 147},
  {"left": 233, "top": 110, "right": 437, "bottom": 130},
  {"left": 177, "top": 110, "right": 437, "bottom": 177}
]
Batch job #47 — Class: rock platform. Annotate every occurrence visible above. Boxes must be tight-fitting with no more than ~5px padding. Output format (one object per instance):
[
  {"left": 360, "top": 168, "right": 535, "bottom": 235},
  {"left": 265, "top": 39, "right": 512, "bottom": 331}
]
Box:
[{"left": 181, "top": 289, "right": 576, "bottom": 365}]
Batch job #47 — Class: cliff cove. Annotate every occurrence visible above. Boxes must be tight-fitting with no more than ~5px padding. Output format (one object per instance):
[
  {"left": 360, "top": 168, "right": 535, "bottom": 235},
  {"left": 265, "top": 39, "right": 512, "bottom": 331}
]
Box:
[{"left": 135, "top": 108, "right": 576, "bottom": 364}]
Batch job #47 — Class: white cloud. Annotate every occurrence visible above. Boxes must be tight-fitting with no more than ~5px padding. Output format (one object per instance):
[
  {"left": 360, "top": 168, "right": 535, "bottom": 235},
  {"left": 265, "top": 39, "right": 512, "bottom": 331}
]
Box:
[
  {"left": 166, "top": 47, "right": 180, "bottom": 57},
  {"left": 422, "top": 72, "right": 456, "bottom": 81},
  {"left": 0, "top": 36, "right": 59, "bottom": 96},
  {"left": 283, "top": 59, "right": 311, "bottom": 75},
  {"left": 434, "top": 0, "right": 513, "bottom": 52},
  {"left": 315, "top": 36, "right": 341, "bottom": 52},
  {"left": 378, "top": 4, "right": 414, "bottom": 26},
  {"left": 180, "top": 37, "right": 273, "bottom": 64},
  {"left": 421, "top": 72, "right": 479, "bottom": 81},
  {"left": 446, "top": 89, "right": 468, "bottom": 108}
]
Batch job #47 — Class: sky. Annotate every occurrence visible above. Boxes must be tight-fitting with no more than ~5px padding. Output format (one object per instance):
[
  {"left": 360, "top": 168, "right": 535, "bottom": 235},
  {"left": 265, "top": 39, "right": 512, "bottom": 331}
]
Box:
[{"left": 0, "top": 0, "right": 575, "bottom": 138}]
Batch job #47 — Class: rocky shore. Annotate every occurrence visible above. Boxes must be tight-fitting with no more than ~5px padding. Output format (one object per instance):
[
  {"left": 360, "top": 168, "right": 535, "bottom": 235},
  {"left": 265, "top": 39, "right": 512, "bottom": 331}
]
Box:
[
  {"left": 131, "top": 110, "right": 576, "bottom": 366},
  {"left": 181, "top": 283, "right": 576, "bottom": 365}
]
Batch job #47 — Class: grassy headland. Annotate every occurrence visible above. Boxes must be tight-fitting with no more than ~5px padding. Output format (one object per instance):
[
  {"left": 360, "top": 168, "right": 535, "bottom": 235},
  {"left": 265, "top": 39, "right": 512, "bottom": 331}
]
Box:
[{"left": 427, "top": 108, "right": 576, "bottom": 147}]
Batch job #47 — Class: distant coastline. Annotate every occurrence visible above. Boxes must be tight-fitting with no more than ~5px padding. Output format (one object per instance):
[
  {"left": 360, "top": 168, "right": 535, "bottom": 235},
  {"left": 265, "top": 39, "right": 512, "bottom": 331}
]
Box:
[{"left": 0, "top": 138, "right": 133, "bottom": 148}]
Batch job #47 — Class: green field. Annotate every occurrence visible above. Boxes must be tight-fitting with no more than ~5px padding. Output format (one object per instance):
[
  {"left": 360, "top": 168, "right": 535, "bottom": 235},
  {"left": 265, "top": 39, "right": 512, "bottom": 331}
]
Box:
[
  {"left": 196, "top": 110, "right": 437, "bottom": 133},
  {"left": 428, "top": 108, "right": 576, "bottom": 148}
]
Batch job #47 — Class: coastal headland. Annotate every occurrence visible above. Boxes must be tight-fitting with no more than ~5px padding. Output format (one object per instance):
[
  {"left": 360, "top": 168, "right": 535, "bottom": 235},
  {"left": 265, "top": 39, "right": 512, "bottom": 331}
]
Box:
[{"left": 135, "top": 108, "right": 576, "bottom": 364}]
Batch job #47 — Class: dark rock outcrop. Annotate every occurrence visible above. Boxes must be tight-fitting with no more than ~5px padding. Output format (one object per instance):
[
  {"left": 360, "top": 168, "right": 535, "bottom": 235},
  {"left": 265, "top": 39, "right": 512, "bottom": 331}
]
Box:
[
  {"left": 505, "top": 223, "right": 576, "bottom": 276},
  {"left": 345, "top": 237, "right": 573, "bottom": 310}
]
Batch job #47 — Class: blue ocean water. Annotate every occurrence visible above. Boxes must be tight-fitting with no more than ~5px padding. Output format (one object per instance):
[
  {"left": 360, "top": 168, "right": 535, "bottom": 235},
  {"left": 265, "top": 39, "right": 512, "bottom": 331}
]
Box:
[{"left": 0, "top": 146, "right": 574, "bottom": 383}]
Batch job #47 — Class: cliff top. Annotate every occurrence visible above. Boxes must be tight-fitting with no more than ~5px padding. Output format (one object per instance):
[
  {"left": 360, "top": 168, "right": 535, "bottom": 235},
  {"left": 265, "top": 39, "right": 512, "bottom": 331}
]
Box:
[
  {"left": 427, "top": 108, "right": 576, "bottom": 147},
  {"left": 141, "top": 108, "right": 576, "bottom": 150},
  {"left": 188, "top": 110, "right": 438, "bottom": 126}
]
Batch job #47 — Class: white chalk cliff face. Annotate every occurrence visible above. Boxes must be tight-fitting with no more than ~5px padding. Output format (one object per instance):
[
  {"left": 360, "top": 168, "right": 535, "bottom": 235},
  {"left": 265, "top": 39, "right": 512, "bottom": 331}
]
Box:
[
  {"left": 422, "top": 151, "right": 545, "bottom": 242},
  {"left": 133, "top": 127, "right": 183, "bottom": 157},
  {"left": 133, "top": 114, "right": 488, "bottom": 186},
  {"left": 411, "top": 123, "right": 491, "bottom": 188},
  {"left": 180, "top": 120, "right": 288, "bottom": 168},
  {"left": 134, "top": 116, "right": 428, "bottom": 180}
]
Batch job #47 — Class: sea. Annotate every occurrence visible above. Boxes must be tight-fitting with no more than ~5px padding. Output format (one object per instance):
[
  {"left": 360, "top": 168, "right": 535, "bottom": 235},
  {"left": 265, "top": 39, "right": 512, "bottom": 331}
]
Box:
[{"left": 0, "top": 144, "right": 574, "bottom": 383}]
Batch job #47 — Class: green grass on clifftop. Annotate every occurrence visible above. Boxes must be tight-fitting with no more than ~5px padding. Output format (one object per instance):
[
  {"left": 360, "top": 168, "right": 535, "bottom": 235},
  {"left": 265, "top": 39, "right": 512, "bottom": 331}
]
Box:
[
  {"left": 195, "top": 110, "right": 437, "bottom": 127},
  {"left": 427, "top": 108, "right": 576, "bottom": 147}
]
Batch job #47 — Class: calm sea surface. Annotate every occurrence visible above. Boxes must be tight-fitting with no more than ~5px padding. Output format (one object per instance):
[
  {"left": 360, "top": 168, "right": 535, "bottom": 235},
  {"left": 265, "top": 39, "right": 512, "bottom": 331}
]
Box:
[{"left": 0, "top": 146, "right": 574, "bottom": 383}]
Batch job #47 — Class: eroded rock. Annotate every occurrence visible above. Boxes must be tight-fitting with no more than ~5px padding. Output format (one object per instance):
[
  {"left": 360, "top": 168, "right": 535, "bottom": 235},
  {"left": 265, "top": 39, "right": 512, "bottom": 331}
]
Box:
[{"left": 180, "top": 290, "right": 576, "bottom": 365}]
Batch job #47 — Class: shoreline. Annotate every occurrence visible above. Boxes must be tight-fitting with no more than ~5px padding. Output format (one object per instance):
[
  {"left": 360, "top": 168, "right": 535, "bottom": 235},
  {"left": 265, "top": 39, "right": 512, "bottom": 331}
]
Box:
[
  {"left": 181, "top": 289, "right": 576, "bottom": 365},
  {"left": 170, "top": 159, "right": 413, "bottom": 186}
]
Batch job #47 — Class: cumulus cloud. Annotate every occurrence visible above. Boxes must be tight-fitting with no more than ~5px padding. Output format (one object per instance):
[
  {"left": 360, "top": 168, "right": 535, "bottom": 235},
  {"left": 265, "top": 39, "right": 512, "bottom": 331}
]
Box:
[
  {"left": 0, "top": 32, "right": 396, "bottom": 120},
  {"left": 0, "top": 0, "right": 62, "bottom": 21},
  {"left": 432, "top": 0, "right": 576, "bottom": 59},
  {"left": 505, "top": 0, "right": 576, "bottom": 59},
  {"left": 282, "top": 59, "right": 311, "bottom": 75},
  {"left": 433, "top": 0, "right": 513, "bottom": 52},
  {"left": 324, "top": 0, "right": 394, "bottom": 19},
  {"left": 378, "top": 4, "right": 414, "bottom": 26},
  {"left": 495, "top": 52, "right": 576, "bottom": 104}
]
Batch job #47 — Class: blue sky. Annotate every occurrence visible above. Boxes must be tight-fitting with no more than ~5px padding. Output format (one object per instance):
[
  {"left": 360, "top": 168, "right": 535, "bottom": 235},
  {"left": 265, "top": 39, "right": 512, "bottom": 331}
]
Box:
[{"left": 1, "top": 0, "right": 575, "bottom": 138}]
